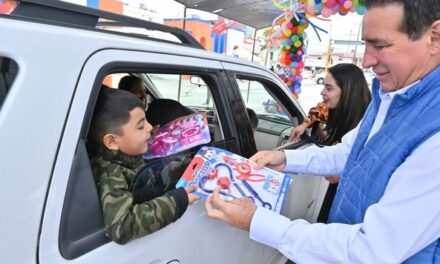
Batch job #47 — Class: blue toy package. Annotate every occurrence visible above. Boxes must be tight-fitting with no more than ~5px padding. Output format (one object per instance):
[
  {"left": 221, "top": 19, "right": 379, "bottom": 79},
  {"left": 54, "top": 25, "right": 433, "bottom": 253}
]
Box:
[
  {"left": 176, "top": 146, "right": 291, "bottom": 214},
  {"left": 143, "top": 112, "right": 211, "bottom": 160}
]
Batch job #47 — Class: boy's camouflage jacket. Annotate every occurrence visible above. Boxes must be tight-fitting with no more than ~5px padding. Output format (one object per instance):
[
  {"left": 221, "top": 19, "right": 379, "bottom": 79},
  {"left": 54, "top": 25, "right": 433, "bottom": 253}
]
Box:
[{"left": 90, "top": 148, "right": 188, "bottom": 244}]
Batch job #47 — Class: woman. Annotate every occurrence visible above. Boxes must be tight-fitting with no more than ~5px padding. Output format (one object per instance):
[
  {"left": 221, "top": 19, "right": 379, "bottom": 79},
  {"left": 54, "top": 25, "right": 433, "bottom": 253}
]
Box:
[{"left": 289, "top": 63, "right": 372, "bottom": 222}]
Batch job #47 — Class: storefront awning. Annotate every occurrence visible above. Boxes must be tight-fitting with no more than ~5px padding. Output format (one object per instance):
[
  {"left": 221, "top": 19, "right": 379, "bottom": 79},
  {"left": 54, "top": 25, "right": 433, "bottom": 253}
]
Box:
[{"left": 174, "top": 0, "right": 278, "bottom": 29}]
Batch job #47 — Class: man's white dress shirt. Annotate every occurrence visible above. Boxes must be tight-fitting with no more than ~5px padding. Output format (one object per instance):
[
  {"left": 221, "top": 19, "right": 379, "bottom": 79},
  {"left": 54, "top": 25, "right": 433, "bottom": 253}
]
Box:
[{"left": 250, "top": 83, "right": 440, "bottom": 263}]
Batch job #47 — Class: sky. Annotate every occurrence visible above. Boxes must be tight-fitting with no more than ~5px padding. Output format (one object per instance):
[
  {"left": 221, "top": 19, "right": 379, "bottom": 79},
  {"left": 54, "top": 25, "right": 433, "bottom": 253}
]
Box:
[
  {"left": 143, "top": 0, "right": 364, "bottom": 55},
  {"left": 60, "top": 0, "right": 364, "bottom": 55},
  {"left": 305, "top": 12, "right": 364, "bottom": 54}
]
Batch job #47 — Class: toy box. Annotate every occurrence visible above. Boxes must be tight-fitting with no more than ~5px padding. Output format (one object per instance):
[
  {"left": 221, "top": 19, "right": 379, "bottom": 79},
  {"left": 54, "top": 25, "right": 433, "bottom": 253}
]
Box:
[
  {"left": 143, "top": 112, "right": 211, "bottom": 159},
  {"left": 176, "top": 146, "right": 291, "bottom": 213}
]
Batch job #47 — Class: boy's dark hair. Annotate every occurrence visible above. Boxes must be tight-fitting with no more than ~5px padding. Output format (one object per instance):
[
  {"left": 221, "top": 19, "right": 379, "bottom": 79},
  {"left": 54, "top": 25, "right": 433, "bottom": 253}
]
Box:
[
  {"left": 118, "top": 75, "right": 142, "bottom": 93},
  {"left": 247, "top": 107, "right": 258, "bottom": 130},
  {"left": 146, "top": 99, "right": 194, "bottom": 127},
  {"left": 365, "top": 0, "right": 440, "bottom": 40},
  {"left": 89, "top": 87, "right": 144, "bottom": 147}
]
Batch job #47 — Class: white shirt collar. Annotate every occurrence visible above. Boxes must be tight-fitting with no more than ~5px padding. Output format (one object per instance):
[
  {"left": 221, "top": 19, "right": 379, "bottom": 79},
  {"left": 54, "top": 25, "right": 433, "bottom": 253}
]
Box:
[{"left": 378, "top": 81, "right": 420, "bottom": 100}]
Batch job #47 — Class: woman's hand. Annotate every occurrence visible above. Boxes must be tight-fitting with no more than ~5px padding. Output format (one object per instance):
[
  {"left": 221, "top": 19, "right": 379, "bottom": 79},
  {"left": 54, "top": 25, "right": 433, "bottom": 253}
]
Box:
[{"left": 288, "top": 122, "right": 308, "bottom": 142}]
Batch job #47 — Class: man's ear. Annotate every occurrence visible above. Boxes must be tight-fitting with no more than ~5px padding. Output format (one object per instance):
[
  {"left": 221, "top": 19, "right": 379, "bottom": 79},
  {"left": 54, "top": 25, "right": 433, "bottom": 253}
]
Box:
[
  {"left": 102, "top": 133, "right": 120, "bottom": 151},
  {"left": 429, "top": 20, "right": 440, "bottom": 54}
]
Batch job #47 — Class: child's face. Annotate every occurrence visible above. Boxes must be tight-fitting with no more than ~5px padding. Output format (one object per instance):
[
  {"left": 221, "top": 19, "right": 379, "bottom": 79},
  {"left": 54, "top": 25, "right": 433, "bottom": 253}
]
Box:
[{"left": 115, "top": 107, "right": 152, "bottom": 156}]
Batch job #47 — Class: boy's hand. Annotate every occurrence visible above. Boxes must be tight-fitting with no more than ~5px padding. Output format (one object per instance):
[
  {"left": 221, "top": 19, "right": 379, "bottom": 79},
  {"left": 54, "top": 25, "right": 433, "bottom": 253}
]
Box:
[{"left": 185, "top": 185, "right": 200, "bottom": 205}]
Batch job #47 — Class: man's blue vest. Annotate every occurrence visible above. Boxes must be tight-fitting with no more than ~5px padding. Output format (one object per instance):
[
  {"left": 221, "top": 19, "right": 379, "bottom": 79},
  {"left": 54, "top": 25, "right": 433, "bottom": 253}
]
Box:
[{"left": 328, "top": 66, "right": 440, "bottom": 263}]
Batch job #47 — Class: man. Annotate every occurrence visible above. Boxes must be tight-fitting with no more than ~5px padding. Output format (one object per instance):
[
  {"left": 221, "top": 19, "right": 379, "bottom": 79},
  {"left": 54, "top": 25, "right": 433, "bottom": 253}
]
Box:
[{"left": 205, "top": 1, "right": 440, "bottom": 263}]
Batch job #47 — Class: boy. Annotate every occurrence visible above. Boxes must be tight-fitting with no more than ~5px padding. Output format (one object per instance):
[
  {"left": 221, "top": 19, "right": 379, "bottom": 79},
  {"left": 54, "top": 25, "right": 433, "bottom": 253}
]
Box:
[{"left": 88, "top": 88, "right": 199, "bottom": 244}]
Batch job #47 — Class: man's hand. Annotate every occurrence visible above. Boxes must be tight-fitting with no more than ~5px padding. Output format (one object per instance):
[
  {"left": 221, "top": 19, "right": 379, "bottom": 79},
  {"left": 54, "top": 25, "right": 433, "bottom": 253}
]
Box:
[
  {"left": 185, "top": 185, "right": 200, "bottom": 205},
  {"left": 249, "top": 150, "right": 286, "bottom": 172},
  {"left": 205, "top": 186, "right": 257, "bottom": 231},
  {"left": 325, "top": 176, "right": 340, "bottom": 184}
]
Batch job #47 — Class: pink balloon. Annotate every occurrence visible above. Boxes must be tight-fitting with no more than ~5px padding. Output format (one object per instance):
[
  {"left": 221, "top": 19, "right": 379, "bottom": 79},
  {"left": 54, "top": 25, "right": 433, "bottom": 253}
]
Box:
[
  {"left": 344, "top": 1, "right": 353, "bottom": 9},
  {"left": 325, "top": 0, "right": 337, "bottom": 9},
  {"left": 321, "top": 7, "right": 332, "bottom": 18},
  {"left": 306, "top": 4, "right": 315, "bottom": 14}
]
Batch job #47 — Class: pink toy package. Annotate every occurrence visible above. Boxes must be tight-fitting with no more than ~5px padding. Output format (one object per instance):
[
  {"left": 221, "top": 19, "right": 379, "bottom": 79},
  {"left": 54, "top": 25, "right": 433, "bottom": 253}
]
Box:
[
  {"left": 143, "top": 112, "right": 211, "bottom": 159},
  {"left": 176, "top": 146, "right": 291, "bottom": 214}
]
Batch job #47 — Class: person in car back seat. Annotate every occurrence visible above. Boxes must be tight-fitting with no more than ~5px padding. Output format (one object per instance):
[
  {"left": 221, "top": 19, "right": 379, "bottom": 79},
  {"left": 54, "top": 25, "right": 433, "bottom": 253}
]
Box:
[
  {"left": 146, "top": 98, "right": 195, "bottom": 127},
  {"left": 88, "top": 88, "right": 199, "bottom": 244},
  {"left": 118, "top": 75, "right": 147, "bottom": 106},
  {"left": 247, "top": 107, "right": 258, "bottom": 134}
]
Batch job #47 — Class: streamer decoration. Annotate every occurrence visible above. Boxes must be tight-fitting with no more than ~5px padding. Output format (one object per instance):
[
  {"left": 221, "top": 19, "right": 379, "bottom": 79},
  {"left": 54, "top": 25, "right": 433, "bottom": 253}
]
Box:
[{"left": 270, "top": 0, "right": 366, "bottom": 98}]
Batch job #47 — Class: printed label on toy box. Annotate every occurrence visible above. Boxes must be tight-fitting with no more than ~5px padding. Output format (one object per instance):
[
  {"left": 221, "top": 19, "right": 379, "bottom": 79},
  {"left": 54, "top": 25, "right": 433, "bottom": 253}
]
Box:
[
  {"left": 144, "top": 112, "right": 211, "bottom": 159},
  {"left": 176, "top": 146, "right": 291, "bottom": 214}
]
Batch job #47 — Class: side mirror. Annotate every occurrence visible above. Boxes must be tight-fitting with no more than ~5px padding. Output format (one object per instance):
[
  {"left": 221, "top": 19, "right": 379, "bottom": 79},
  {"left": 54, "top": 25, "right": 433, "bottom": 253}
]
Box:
[{"left": 190, "top": 76, "right": 206, "bottom": 87}]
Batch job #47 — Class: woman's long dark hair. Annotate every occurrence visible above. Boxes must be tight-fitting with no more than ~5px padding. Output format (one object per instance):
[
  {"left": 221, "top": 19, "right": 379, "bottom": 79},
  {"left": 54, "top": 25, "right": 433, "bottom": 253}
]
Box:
[{"left": 324, "top": 64, "right": 371, "bottom": 144}]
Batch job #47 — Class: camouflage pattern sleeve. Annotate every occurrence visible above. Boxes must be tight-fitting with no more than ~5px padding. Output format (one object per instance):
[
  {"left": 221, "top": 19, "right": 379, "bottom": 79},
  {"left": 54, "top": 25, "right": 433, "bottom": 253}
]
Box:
[{"left": 93, "top": 158, "right": 188, "bottom": 244}]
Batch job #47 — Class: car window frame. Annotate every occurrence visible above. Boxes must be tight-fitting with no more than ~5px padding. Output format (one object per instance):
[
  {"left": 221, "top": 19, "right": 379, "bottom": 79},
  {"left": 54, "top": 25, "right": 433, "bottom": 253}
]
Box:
[
  {"left": 0, "top": 56, "right": 19, "bottom": 109},
  {"left": 224, "top": 69, "right": 306, "bottom": 154},
  {"left": 58, "top": 61, "right": 244, "bottom": 259}
]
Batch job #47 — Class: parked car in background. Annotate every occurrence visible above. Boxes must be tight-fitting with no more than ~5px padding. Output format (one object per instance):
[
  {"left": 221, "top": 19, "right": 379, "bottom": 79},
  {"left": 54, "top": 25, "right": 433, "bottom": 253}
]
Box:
[
  {"left": 0, "top": 1, "right": 330, "bottom": 263},
  {"left": 314, "top": 72, "right": 326, "bottom": 84},
  {"left": 313, "top": 68, "right": 376, "bottom": 86}
]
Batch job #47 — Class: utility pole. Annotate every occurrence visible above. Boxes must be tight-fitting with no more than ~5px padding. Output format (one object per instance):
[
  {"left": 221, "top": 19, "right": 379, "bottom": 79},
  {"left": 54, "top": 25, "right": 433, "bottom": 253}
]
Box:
[
  {"left": 352, "top": 23, "right": 362, "bottom": 65},
  {"left": 251, "top": 29, "right": 257, "bottom": 62},
  {"left": 178, "top": 6, "right": 187, "bottom": 102},
  {"left": 324, "top": 24, "right": 332, "bottom": 73}
]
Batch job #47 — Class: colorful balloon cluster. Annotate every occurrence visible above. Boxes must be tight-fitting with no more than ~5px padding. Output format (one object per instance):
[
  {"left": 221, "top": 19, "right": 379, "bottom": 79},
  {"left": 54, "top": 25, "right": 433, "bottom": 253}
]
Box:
[
  {"left": 271, "top": 0, "right": 366, "bottom": 99},
  {"left": 299, "top": 0, "right": 366, "bottom": 17},
  {"left": 277, "top": 17, "right": 308, "bottom": 99}
]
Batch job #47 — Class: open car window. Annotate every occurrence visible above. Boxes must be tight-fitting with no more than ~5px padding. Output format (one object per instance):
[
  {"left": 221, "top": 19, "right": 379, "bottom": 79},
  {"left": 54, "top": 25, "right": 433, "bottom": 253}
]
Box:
[
  {"left": 236, "top": 78, "right": 290, "bottom": 124},
  {"left": 61, "top": 69, "right": 230, "bottom": 258},
  {"left": 147, "top": 74, "right": 213, "bottom": 108},
  {"left": 235, "top": 77, "right": 295, "bottom": 150},
  {"left": 143, "top": 73, "right": 222, "bottom": 143}
]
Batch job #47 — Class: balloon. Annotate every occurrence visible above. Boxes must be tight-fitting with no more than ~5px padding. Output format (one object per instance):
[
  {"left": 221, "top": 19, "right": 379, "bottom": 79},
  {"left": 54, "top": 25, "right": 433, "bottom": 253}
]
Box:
[
  {"left": 271, "top": 0, "right": 366, "bottom": 98},
  {"left": 321, "top": 7, "right": 332, "bottom": 17},
  {"left": 315, "top": 3, "right": 322, "bottom": 11},
  {"left": 344, "top": 0, "right": 352, "bottom": 9},
  {"left": 325, "top": 0, "right": 337, "bottom": 8},
  {"left": 357, "top": 5, "right": 366, "bottom": 15}
]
